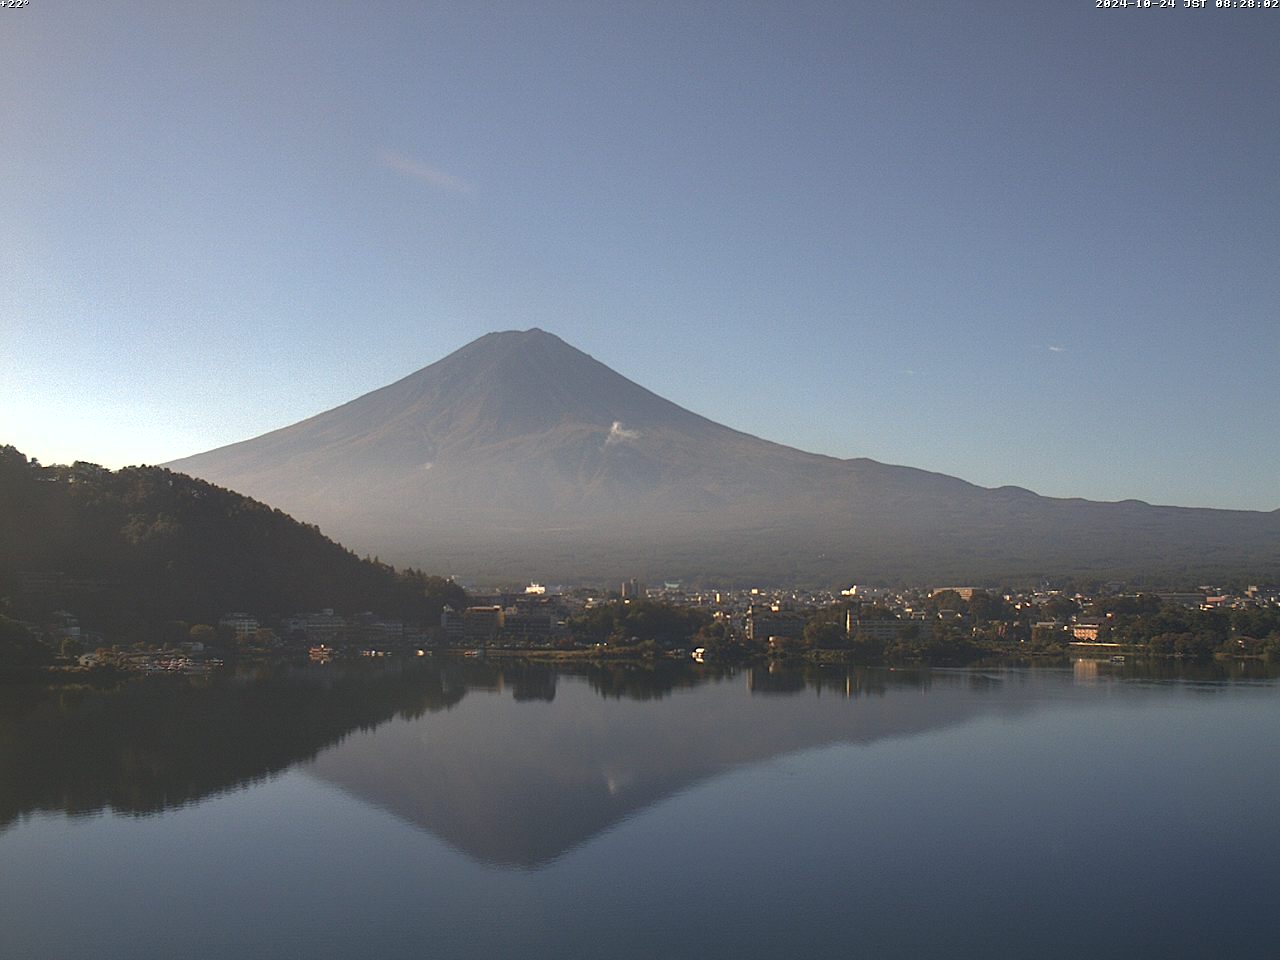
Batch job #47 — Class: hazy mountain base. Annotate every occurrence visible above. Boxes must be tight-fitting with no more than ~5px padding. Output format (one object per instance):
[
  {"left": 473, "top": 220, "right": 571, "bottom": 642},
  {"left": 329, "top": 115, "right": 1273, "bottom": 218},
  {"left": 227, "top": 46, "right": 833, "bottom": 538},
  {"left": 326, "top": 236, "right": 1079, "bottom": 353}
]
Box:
[{"left": 365, "top": 511, "right": 1278, "bottom": 587}]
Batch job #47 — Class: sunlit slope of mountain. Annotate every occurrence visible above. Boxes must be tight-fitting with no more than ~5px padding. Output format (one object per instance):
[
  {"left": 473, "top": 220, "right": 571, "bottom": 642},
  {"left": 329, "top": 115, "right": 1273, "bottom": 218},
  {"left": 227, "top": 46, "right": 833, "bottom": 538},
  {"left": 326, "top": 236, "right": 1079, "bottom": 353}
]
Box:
[{"left": 167, "top": 329, "right": 1280, "bottom": 583}]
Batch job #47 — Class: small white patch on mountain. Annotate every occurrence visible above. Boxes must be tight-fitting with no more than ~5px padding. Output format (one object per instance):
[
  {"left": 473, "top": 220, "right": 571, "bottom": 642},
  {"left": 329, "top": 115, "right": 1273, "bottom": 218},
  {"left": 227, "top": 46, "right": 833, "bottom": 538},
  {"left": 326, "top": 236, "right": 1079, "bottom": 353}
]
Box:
[{"left": 606, "top": 421, "right": 640, "bottom": 445}]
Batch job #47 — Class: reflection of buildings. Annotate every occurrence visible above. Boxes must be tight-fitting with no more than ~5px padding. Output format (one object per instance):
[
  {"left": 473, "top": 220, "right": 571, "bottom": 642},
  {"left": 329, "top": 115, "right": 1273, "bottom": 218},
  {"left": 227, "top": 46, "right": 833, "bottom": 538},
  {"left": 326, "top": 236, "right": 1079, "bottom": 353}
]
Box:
[
  {"left": 747, "top": 665, "right": 922, "bottom": 699},
  {"left": 747, "top": 664, "right": 806, "bottom": 694},
  {"left": 1073, "top": 658, "right": 1099, "bottom": 682},
  {"left": 509, "top": 667, "right": 558, "bottom": 702}
]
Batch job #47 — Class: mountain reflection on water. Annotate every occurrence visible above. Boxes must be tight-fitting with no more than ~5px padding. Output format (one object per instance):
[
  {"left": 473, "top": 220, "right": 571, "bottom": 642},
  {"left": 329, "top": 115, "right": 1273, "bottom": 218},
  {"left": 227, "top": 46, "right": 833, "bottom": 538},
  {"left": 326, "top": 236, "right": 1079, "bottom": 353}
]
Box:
[{"left": 1, "top": 658, "right": 1273, "bottom": 867}]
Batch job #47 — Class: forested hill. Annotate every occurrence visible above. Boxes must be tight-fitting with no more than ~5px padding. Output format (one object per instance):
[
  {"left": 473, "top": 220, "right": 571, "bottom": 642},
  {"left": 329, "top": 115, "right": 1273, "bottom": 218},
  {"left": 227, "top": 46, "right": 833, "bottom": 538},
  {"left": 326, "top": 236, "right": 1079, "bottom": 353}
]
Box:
[{"left": 0, "top": 446, "right": 465, "bottom": 637}]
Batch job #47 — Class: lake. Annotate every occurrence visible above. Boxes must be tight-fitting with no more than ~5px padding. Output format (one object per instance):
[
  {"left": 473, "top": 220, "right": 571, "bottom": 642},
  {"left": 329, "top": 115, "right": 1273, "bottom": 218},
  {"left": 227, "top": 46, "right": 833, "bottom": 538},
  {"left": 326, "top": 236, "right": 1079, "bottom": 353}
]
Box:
[{"left": 2, "top": 658, "right": 1278, "bottom": 959}]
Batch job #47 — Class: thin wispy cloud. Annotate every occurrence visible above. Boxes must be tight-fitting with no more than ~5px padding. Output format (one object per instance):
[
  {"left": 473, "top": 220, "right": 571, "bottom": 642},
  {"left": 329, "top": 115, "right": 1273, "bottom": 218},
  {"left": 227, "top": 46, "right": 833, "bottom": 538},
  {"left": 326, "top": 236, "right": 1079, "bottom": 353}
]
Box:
[
  {"left": 379, "top": 149, "right": 472, "bottom": 193},
  {"left": 1048, "top": 345, "right": 1066, "bottom": 353}
]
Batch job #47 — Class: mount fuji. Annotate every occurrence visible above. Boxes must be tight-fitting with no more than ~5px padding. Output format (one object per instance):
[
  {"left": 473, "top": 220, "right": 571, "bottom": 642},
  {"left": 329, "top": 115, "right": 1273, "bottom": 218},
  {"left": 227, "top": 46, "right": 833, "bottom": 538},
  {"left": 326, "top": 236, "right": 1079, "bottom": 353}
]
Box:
[{"left": 166, "top": 329, "right": 1279, "bottom": 584}]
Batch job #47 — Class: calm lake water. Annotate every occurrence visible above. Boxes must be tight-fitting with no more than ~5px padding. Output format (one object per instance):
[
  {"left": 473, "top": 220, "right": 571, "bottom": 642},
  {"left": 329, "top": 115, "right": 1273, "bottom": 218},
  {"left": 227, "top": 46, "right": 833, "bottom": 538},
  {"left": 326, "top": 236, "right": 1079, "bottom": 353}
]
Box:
[{"left": 2, "top": 658, "right": 1278, "bottom": 959}]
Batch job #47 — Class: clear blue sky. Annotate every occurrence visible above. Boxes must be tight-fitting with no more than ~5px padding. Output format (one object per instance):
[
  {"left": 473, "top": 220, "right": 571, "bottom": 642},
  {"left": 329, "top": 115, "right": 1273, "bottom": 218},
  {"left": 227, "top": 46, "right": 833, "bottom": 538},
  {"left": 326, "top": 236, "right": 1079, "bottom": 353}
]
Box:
[{"left": 4, "top": 1, "right": 1277, "bottom": 510}]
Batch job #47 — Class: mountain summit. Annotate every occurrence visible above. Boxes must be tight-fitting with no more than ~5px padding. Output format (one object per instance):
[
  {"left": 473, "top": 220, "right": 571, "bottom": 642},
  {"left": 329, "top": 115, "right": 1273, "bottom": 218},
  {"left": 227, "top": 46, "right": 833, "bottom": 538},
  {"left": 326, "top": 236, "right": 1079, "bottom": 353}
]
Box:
[
  {"left": 226, "top": 328, "right": 725, "bottom": 460},
  {"left": 167, "top": 330, "right": 1280, "bottom": 583}
]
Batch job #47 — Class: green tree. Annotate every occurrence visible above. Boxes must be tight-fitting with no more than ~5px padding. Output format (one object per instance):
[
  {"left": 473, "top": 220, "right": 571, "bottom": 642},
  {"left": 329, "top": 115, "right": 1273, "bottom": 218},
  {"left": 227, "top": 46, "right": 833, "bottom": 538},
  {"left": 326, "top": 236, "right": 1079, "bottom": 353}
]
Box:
[
  {"left": 803, "top": 619, "right": 848, "bottom": 649},
  {"left": 1040, "top": 596, "right": 1080, "bottom": 621},
  {"left": 966, "top": 591, "right": 1010, "bottom": 624}
]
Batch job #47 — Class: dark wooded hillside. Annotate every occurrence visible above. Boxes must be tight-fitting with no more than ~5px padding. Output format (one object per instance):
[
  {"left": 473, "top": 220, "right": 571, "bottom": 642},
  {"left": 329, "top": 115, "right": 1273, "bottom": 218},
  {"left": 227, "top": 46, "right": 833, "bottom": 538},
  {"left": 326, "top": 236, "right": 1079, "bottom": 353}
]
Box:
[{"left": 0, "top": 446, "right": 464, "bottom": 640}]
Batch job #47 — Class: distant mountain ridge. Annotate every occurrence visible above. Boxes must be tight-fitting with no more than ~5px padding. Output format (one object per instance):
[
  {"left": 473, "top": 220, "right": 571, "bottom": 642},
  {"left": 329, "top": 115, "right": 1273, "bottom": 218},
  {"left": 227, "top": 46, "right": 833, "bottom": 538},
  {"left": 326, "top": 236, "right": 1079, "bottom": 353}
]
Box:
[{"left": 166, "top": 329, "right": 1280, "bottom": 584}]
